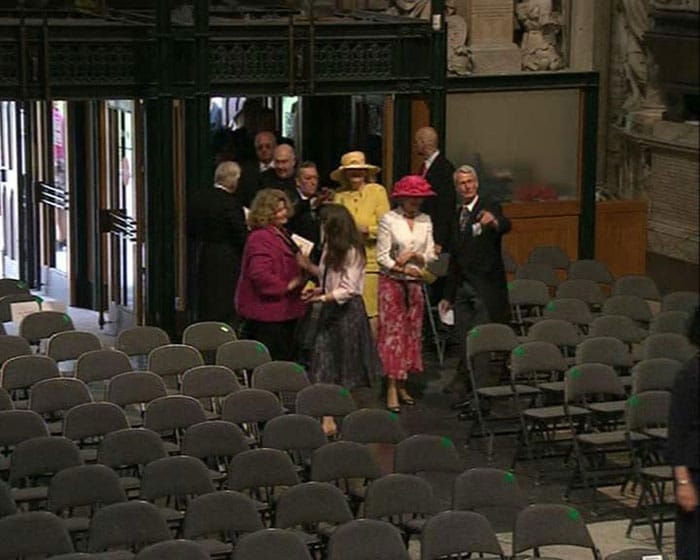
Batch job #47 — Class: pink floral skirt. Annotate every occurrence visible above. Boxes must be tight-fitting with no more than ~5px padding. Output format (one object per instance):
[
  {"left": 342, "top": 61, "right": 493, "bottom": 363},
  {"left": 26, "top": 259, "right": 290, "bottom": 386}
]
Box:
[{"left": 377, "top": 275, "right": 424, "bottom": 380}]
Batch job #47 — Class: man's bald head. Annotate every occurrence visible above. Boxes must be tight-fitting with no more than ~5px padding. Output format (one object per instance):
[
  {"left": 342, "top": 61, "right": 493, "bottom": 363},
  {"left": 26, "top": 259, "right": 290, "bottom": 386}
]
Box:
[
  {"left": 274, "top": 144, "right": 296, "bottom": 179},
  {"left": 415, "top": 126, "right": 439, "bottom": 158}
]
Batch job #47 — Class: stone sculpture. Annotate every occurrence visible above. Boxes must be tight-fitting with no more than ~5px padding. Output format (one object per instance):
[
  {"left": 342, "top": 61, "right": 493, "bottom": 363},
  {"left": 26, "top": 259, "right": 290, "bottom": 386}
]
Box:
[{"left": 515, "top": 0, "right": 565, "bottom": 71}]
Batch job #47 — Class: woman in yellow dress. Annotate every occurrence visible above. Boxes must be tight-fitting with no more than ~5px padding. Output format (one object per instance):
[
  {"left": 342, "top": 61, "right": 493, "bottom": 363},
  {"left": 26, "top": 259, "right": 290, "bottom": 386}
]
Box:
[{"left": 331, "top": 151, "right": 390, "bottom": 339}]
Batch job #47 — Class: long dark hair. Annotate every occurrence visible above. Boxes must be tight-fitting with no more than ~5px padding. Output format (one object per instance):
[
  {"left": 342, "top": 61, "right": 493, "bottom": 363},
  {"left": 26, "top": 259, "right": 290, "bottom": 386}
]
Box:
[{"left": 319, "top": 204, "right": 365, "bottom": 271}]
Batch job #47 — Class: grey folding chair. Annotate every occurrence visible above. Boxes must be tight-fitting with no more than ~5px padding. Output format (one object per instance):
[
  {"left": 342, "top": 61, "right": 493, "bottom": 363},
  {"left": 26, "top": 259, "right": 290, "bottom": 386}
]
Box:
[
  {"left": 543, "top": 298, "right": 594, "bottom": 334},
  {"left": 310, "top": 440, "right": 381, "bottom": 514},
  {"left": 557, "top": 278, "right": 607, "bottom": 310},
  {"left": 650, "top": 310, "right": 690, "bottom": 335},
  {"left": 0, "top": 278, "right": 30, "bottom": 298},
  {"left": 116, "top": 325, "right": 170, "bottom": 369},
  {"left": 0, "top": 335, "right": 32, "bottom": 367},
  {"left": 252, "top": 361, "right": 310, "bottom": 410},
  {"left": 527, "top": 245, "right": 570, "bottom": 270},
  {"left": 181, "top": 420, "right": 250, "bottom": 484},
  {"left": 341, "top": 408, "right": 407, "bottom": 444},
  {"left": 273, "top": 482, "right": 353, "bottom": 556},
  {"left": 527, "top": 318, "right": 581, "bottom": 368},
  {"left": 63, "top": 401, "right": 130, "bottom": 462},
  {"left": 183, "top": 321, "right": 237, "bottom": 363},
  {"left": 642, "top": 332, "right": 695, "bottom": 362},
  {"left": 221, "top": 388, "right": 284, "bottom": 446},
  {"left": 603, "top": 295, "right": 653, "bottom": 329},
  {"left": 421, "top": 510, "right": 506, "bottom": 560},
  {"left": 143, "top": 395, "right": 207, "bottom": 453},
  {"left": 262, "top": 414, "right": 327, "bottom": 479},
  {"left": 75, "top": 348, "right": 132, "bottom": 387},
  {"left": 87, "top": 500, "right": 171, "bottom": 554},
  {"left": 515, "top": 263, "right": 560, "bottom": 290},
  {"left": 106, "top": 371, "right": 168, "bottom": 425},
  {"left": 576, "top": 336, "right": 633, "bottom": 381},
  {"left": 0, "top": 292, "right": 39, "bottom": 323},
  {"left": 364, "top": 473, "right": 440, "bottom": 546},
  {"left": 0, "top": 387, "right": 11, "bottom": 411},
  {"left": 588, "top": 314, "right": 647, "bottom": 347},
  {"left": 46, "top": 331, "right": 102, "bottom": 369},
  {"left": 512, "top": 503, "right": 601, "bottom": 559},
  {"left": 507, "top": 278, "right": 549, "bottom": 335},
  {"left": 453, "top": 467, "right": 527, "bottom": 533},
  {"left": 568, "top": 259, "right": 614, "bottom": 286},
  {"left": 0, "top": 511, "right": 74, "bottom": 559},
  {"left": 661, "top": 290, "right": 698, "bottom": 313},
  {"left": 183, "top": 490, "right": 264, "bottom": 559},
  {"left": 613, "top": 274, "right": 661, "bottom": 302},
  {"left": 216, "top": 339, "right": 272, "bottom": 387},
  {"left": 327, "top": 519, "right": 409, "bottom": 560},
  {"left": 233, "top": 528, "right": 312, "bottom": 560},
  {"left": 135, "top": 539, "right": 210, "bottom": 560},
  {"left": 631, "top": 358, "right": 682, "bottom": 393},
  {"left": 295, "top": 382, "right": 356, "bottom": 427},
  {"left": 181, "top": 364, "right": 241, "bottom": 418},
  {"left": 0, "top": 409, "right": 49, "bottom": 475},
  {"left": 19, "top": 311, "right": 75, "bottom": 346},
  {"left": 29, "top": 377, "right": 92, "bottom": 434},
  {"left": 148, "top": 344, "right": 204, "bottom": 389}
]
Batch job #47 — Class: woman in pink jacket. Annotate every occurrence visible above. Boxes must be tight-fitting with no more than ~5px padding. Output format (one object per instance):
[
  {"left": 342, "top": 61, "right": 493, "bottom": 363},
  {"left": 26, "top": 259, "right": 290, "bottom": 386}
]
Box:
[{"left": 235, "top": 188, "right": 307, "bottom": 360}]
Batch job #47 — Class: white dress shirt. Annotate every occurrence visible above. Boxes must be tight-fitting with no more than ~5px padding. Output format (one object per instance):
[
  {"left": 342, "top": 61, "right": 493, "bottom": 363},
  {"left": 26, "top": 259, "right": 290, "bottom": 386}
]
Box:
[
  {"left": 320, "top": 246, "right": 365, "bottom": 305},
  {"left": 376, "top": 208, "right": 436, "bottom": 280}
]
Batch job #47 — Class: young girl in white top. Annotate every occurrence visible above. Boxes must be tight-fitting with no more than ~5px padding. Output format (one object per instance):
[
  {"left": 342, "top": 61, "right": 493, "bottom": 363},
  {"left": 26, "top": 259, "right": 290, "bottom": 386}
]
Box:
[{"left": 376, "top": 175, "right": 437, "bottom": 412}]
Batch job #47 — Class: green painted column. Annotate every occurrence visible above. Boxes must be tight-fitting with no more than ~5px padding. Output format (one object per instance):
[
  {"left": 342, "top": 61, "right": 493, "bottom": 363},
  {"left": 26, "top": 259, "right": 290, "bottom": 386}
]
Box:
[{"left": 144, "top": 0, "right": 176, "bottom": 336}]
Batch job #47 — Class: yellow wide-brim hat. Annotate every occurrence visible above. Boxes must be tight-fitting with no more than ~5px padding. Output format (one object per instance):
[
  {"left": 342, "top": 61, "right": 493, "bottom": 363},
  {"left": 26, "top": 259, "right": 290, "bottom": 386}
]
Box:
[{"left": 330, "top": 151, "right": 381, "bottom": 185}]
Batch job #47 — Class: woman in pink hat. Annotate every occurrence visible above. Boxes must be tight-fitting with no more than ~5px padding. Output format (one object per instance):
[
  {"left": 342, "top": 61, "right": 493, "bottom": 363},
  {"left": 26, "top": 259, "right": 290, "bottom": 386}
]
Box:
[{"left": 376, "top": 175, "right": 437, "bottom": 412}]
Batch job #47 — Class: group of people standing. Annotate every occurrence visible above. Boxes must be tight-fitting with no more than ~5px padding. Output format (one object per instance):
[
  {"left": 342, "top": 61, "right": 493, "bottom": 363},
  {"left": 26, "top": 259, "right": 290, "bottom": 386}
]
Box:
[{"left": 189, "top": 123, "right": 513, "bottom": 418}]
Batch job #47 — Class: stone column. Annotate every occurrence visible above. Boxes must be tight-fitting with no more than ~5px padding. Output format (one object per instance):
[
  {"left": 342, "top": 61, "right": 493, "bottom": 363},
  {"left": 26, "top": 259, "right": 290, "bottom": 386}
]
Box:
[{"left": 467, "top": 0, "right": 521, "bottom": 73}]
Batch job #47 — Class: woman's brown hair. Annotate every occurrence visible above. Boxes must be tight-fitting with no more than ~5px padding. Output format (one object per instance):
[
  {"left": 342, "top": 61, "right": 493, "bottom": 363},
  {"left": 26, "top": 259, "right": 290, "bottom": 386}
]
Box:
[
  {"left": 247, "top": 188, "right": 294, "bottom": 229},
  {"left": 319, "top": 203, "right": 365, "bottom": 271}
]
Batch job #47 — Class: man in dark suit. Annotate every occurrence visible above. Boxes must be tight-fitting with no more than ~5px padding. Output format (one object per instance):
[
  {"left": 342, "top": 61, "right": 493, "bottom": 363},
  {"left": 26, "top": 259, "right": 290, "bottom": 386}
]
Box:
[
  {"left": 259, "top": 143, "right": 297, "bottom": 192},
  {"left": 439, "top": 164, "right": 511, "bottom": 401},
  {"left": 415, "top": 126, "right": 455, "bottom": 252},
  {"left": 237, "top": 130, "right": 277, "bottom": 207}
]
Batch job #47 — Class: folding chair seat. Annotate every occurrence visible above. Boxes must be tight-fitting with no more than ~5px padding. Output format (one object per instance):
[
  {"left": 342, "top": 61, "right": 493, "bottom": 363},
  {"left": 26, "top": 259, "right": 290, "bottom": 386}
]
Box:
[
  {"left": 106, "top": 371, "right": 167, "bottom": 426},
  {"left": 568, "top": 259, "right": 614, "bottom": 286},
  {"left": 63, "top": 402, "right": 130, "bottom": 462},
  {"left": 421, "top": 510, "right": 506, "bottom": 560},
  {"left": 116, "top": 325, "right": 170, "bottom": 369},
  {"left": 147, "top": 344, "right": 204, "bottom": 390},
  {"left": 631, "top": 358, "right": 682, "bottom": 393},
  {"left": 233, "top": 528, "right": 313, "bottom": 560},
  {"left": 613, "top": 274, "right": 661, "bottom": 302},
  {"left": 527, "top": 319, "right": 581, "bottom": 376},
  {"left": 650, "top": 310, "right": 690, "bottom": 335},
  {"left": 273, "top": 482, "right": 353, "bottom": 554},
  {"left": 29, "top": 377, "right": 92, "bottom": 434},
  {"left": 0, "top": 479, "right": 17, "bottom": 517},
  {"left": 543, "top": 298, "right": 594, "bottom": 335},
  {"left": 0, "top": 387, "right": 11, "bottom": 410},
  {"left": 453, "top": 468, "right": 527, "bottom": 533},
  {"left": 642, "top": 332, "right": 695, "bottom": 363},
  {"left": 75, "top": 348, "right": 132, "bottom": 391},
  {"left": 327, "top": 519, "right": 409, "bottom": 560},
  {"left": 87, "top": 500, "right": 171, "bottom": 555},
  {"left": 262, "top": 414, "right": 327, "bottom": 479},
  {"left": 508, "top": 341, "right": 588, "bottom": 475},
  {"left": 9, "top": 436, "right": 82, "bottom": 509},
  {"left": 661, "top": 290, "right": 698, "bottom": 313},
  {"left": 183, "top": 321, "right": 237, "bottom": 363},
  {"left": 97, "top": 428, "right": 167, "bottom": 496},
  {"left": 0, "top": 511, "right": 74, "bottom": 559},
  {"left": 251, "top": 361, "right": 310, "bottom": 410},
  {"left": 0, "top": 293, "right": 39, "bottom": 325},
  {"left": 143, "top": 395, "right": 207, "bottom": 454},
  {"left": 19, "top": 311, "right": 75, "bottom": 347},
  {"left": 464, "top": 323, "right": 530, "bottom": 455},
  {"left": 527, "top": 245, "right": 570, "bottom": 270},
  {"left": 576, "top": 336, "right": 634, "bottom": 385},
  {"left": 605, "top": 548, "right": 667, "bottom": 560},
  {"left": 139, "top": 455, "right": 215, "bottom": 533},
  {"left": 0, "top": 335, "right": 32, "bottom": 367},
  {"left": 221, "top": 388, "right": 284, "bottom": 446},
  {"left": 226, "top": 448, "right": 299, "bottom": 522},
  {"left": 563, "top": 364, "right": 645, "bottom": 505},
  {"left": 181, "top": 420, "right": 250, "bottom": 485},
  {"left": 181, "top": 364, "right": 241, "bottom": 418},
  {"left": 183, "top": 490, "right": 264, "bottom": 559},
  {"left": 588, "top": 314, "right": 647, "bottom": 348},
  {"left": 0, "top": 409, "right": 49, "bottom": 475},
  {"left": 48, "top": 464, "right": 127, "bottom": 543},
  {"left": 216, "top": 339, "right": 272, "bottom": 387},
  {"left": 515, "top": 263, "right": 560, "bottom": 290},
  {"left": 557, "top": 279, "right": 607, "bottom": 311},
  {"left": 310, "top": 441, "right": 381, "bottom": 513},
  {"left": 340, "top": 408, "right": 407, "bottom": 444},
  {"left": 603, "top": 295, "right": 653, "bottom": 329},
  {"left": 393, "top": 434, "right": 462, "bottom": 508},
  {"left": 507, "top": 279, "right": 549, "bottom": 335},
  {"left": 295, "top": 382, "right": 356, "bottom": 429},
  {"left": 1, "top": 354, "right": 60, "bottom": 405},
  {"left": 46, "top": 331, "right": 102, "bottom": 375},
  {"left": 512, "top": 503, "right": 601, "bottom": 559},
  {"left": 134, "top": 539, "right": 209, "bottom": 560},
  {"left": 364, "top": 473, "right": 439, "bottom": 545}
]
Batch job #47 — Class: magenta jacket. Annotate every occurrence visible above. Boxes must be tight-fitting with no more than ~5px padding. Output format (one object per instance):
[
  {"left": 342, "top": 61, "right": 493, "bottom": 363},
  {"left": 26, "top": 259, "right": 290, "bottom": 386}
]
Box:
[{"left": 235, "top": 225, "right": 308, "bottom": 322}]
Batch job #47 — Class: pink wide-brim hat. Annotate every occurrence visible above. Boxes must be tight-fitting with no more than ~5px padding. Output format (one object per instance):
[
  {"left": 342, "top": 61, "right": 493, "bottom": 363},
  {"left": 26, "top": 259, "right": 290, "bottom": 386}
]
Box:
[{"left": 391, "top": 174, "right": 437, "bottom": 198}]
